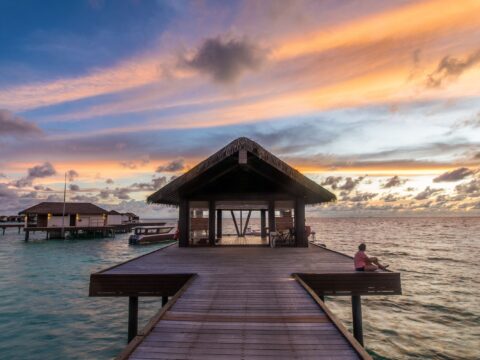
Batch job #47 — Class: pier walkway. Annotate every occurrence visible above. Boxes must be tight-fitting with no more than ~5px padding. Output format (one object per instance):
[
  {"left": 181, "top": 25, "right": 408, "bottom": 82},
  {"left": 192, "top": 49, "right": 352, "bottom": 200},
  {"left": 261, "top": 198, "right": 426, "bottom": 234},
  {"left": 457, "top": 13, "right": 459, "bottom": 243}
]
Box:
[{"left": 90, "top": 244, "right": 401, "bottom": 359}]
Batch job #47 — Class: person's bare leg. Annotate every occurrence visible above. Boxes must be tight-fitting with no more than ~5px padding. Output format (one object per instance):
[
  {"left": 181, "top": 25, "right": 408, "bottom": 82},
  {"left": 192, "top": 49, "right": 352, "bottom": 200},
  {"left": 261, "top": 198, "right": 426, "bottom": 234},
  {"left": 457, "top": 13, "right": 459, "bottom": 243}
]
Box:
[
  {"left": 369, "top": 257, "right": 388, "bottom": 270},
  {"left": 364, "top": 263, "right": 378, "bottom": 271}
]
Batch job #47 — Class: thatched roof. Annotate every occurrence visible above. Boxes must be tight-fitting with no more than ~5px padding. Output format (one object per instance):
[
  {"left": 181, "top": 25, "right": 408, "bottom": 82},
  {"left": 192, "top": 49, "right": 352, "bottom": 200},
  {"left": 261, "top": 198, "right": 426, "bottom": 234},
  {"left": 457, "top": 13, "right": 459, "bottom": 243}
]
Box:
[
  {"left": 19, "top": 202, "right": 108, "bottom": 215},
  {"left": 148, "top": 137, "right": 336, "bottom": 206}
]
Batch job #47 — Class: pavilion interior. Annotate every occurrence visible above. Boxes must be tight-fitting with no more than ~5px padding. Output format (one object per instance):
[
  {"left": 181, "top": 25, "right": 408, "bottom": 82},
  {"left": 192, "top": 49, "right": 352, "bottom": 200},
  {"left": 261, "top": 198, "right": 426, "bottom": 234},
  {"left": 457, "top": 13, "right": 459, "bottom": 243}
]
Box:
[{"left": 188, "top": 200, "right": 300, "bottom": 246}]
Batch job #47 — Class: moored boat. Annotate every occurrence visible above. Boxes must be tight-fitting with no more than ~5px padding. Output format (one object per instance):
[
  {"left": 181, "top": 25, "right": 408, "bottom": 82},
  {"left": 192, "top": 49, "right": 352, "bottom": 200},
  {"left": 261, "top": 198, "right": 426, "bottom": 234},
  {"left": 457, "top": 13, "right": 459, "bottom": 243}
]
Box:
[{"left": 128, "top": 225, "right": 177, "bottom": 245}]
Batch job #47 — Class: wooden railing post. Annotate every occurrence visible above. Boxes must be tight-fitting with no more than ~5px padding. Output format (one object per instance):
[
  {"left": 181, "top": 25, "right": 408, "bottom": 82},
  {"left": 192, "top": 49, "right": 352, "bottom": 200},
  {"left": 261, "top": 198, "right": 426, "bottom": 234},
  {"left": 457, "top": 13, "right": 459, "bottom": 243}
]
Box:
[
  {"left": 128, "top": 296, "right": 138, "bottom": 343},
  {"left": 351, "top": 295, "right": 363, "bottom": 346},
  {"left": 162, "top": 296, "right": 168, "bottom": 306}
]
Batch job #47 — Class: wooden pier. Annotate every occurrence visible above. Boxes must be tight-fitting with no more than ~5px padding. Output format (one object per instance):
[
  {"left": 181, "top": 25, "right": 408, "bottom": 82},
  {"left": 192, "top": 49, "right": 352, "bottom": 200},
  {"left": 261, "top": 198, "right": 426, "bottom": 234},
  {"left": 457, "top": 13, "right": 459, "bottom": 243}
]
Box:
[
  {"left": 16, "top": 222, "right": 167, "bottom": 241},
  {"left": 90, "top": 243, "right": 401, "bottom": 359}
]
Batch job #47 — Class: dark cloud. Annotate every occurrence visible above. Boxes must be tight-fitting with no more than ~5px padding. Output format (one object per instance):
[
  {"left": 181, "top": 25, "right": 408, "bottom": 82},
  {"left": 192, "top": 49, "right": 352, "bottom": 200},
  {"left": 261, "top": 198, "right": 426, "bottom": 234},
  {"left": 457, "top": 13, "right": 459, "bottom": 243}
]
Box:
[
  {"left": 320, "top": 176, "right": 342, "bottom": 189},
  {"left": 112, "top": 188, "right": 130, "bottom": 200},
  {"left": 67, "top": 169, "right": 79, "bottom": 181},
  {"left": 455, "top": 179, "right": 480, "bottom": 197},
  {"left": 381, "top": 194, "right": 400, "bottom": 202},
  {"left": 433, "top": 167, "right": 474, "bottom": 182},
  {"left": 184, "top": 37, "right": 266, "bottom": 83},
  {"left": 98, "top": 190, "right": 110, "bottom": 199},
  {"left": 27, "top": 162, "right": 56, "bottom": 179},
  {"left": 382, "top": 175, "right": 406, "bottom": 188},
  {"left": 156, "top": 159, "right": 185, "bottom": 173},
  {"left": 106, "top": 178, "right": 114, "bottom": 184},
  {"left": 69, "top": 184, "right": 80, "bottom": 191},
  {"left": 33, "top": 185, "right": 53, "bottom": 191},
  {"left": 338, "top": 176, "right": 365, "bottom": 192},
  {"left": 0, "top": 184, "right": 17, "bottom": 199},
  {"left": 13, "top": 162, "right": 56, "bottom": 187},
  {"left": 152, "top": 176, "right": 167, "bottom": 189},
  {"left": 0, "top": 109, "right": 43, "bottom": 137},
  {"left": 426, "top": 49, "right": 480, "bottom": 88},
  {"left": 342, "top": 191, "right": 377, "bottom": 202},
  {"left": 71, "top": 194, "right": 99, "bottom": 202},
  {"left": 414, "top": 186, "right": 442, "bottom": 200}
]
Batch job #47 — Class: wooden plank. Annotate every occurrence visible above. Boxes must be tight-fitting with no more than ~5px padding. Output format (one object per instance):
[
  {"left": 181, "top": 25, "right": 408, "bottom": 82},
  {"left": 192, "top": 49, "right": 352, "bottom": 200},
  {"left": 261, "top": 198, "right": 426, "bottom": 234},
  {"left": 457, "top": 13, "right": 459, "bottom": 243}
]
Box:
[
  {"left": 294, "top": 274, "right": 373, "bottom": 360},
  {"left": 115, "top": 274, "right": 197, "bottom": 360}
]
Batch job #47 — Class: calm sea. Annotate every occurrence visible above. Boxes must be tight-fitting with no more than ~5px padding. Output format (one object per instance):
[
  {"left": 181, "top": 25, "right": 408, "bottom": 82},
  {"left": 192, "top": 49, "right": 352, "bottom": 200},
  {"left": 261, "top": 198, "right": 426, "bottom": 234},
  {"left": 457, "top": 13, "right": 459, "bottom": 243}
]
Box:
[{"left": 0, "top": 217, "right": 478, "bottom": 360}]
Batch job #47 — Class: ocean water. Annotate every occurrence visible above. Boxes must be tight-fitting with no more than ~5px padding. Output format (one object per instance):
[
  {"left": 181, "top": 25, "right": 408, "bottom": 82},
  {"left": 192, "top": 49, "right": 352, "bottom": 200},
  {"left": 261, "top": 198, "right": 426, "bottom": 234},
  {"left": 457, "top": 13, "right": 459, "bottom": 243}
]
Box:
[{"left": 0, "top": 217, "right": 479, "bottom": 359}]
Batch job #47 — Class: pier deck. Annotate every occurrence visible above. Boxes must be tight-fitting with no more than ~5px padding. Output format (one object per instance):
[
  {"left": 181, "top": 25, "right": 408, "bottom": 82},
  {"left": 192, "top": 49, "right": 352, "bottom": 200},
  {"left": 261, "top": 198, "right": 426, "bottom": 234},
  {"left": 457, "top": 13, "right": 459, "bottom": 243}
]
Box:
[{"left": 90, "top": 244, "right": 401, "bottom": 359}]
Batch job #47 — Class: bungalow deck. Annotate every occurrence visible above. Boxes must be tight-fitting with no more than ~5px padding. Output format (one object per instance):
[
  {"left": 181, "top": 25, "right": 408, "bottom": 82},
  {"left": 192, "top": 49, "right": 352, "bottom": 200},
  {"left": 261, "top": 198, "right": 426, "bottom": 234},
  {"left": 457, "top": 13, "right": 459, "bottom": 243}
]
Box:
[{"left": 90, "top": 243, "right": 401, "bottom": 360}]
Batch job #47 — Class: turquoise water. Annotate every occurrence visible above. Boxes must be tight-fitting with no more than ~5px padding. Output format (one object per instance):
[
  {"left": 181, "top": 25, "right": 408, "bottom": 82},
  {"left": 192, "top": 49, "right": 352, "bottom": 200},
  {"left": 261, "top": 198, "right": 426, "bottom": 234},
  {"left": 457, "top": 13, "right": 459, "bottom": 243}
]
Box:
[
  {"left": 0, "top": 217, "right": 479, "bottom": 359},
  {"left": 0, "top": 231, "right": 172, "bottom": 360}
]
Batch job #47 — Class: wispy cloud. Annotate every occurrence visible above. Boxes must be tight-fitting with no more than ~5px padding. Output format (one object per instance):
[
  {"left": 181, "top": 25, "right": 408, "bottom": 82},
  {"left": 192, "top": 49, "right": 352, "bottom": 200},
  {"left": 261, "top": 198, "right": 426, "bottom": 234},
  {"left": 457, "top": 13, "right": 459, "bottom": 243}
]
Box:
[{"left": 0, "top": 109, "right": 42, "bottom": 137}]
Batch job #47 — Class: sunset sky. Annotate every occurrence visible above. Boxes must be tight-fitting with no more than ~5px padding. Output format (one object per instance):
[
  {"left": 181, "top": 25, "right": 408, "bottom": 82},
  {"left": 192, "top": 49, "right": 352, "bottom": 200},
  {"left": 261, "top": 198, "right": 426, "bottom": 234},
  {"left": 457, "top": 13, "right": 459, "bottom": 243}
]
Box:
[{"left": 0, "top": 0, "right": 479, "bottom": 217}]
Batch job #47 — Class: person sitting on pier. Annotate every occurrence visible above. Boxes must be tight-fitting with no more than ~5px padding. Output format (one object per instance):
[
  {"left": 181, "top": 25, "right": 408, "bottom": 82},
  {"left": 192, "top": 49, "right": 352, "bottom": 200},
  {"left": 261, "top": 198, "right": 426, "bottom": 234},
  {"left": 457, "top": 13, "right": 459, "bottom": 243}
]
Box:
[{"left": 354, "top": 243, "right": 389, "bottom": 271}]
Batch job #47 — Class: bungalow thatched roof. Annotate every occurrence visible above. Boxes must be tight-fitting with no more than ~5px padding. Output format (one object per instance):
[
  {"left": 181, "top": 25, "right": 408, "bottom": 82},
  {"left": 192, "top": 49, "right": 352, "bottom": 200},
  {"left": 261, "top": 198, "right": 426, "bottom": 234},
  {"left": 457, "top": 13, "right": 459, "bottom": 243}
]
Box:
[
  {"left": 19, "top": 202, "right": 108, "bottom": 215},
  {"left": 148, "top": 137, "right": 336, "bottom": 206}
]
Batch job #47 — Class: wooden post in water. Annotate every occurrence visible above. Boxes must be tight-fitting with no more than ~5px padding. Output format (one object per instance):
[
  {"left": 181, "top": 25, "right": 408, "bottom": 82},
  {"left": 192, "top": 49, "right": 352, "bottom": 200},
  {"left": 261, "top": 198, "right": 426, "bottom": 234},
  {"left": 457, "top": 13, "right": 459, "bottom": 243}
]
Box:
[
  {"left": 260, "top": 209, "right": 266, "bottom": 238},
  {"left": 128, "top": 296, "right": 138, "bottom": 343},
  {"left": 216, "top": 210, "right": 222, "bottom": 239},
  {"left": 162, "top": 296, "right": 168, "bottom": 307},
  {"left": 208, "top": 201, "right": 215, "bottom": 246},
  {"left": 25, "top": 229, "right": 29, "bottom": 242},
  {"left": 351, "top": 295, "right": 363, "bottom": 346}
]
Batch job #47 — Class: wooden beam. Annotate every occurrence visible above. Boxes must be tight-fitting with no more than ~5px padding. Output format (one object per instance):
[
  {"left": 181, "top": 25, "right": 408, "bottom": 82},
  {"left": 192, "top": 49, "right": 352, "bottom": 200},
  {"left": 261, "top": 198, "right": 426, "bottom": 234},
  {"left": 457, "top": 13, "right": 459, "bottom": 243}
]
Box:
[
  {"left": 208, "top": 200, "right": 215, "bottom": 246},
  {"left": 242, "top": 210, "right": 252, "bottom": 236},
  {"left": 216, "top": 209, "right": 222, "bottom": 238},
  {"left": 178, "top": 199, "right": 189, "bottom": 247},
  {"left": 352, "top": 295, "right": 363, "bottom": 346},
  {"left": 295, "top": 197, "right": 307, "bottom": 247},
  {"left": 230, "top": 210, "right": 241, "bottom": 236},
  {"left": 128, "top": 296, "right": 138, "bottom": 343}
]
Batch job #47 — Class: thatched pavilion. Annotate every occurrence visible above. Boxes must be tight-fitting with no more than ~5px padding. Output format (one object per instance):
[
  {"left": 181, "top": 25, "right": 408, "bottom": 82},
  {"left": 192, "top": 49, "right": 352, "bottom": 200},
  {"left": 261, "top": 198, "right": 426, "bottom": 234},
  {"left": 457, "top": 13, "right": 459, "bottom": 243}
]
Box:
[{"left": 148, "top": 137, "right": 335, "bottom": 247}]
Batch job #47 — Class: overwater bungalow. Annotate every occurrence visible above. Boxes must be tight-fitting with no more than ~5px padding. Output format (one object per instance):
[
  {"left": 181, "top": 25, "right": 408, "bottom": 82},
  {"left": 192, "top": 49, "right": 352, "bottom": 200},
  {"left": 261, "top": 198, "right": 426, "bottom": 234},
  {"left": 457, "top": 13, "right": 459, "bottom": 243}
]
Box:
[
  {"left": 122, "top": 212, "right": 139, "bottom": 224},
  {"left": 90, "top": 137, "right": 401, "bottom": 360},
  {"left": 107, "top": 210, "right": 123, "bottom": 225},
  {"left": 20, "top": 202, "right": 108, "bottom": 228}
]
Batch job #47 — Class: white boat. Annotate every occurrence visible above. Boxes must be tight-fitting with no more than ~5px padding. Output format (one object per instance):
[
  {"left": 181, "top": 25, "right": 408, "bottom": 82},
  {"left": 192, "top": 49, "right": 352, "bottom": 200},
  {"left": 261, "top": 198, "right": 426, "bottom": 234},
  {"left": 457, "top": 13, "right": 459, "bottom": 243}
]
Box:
[{"left": 129, "top": 225, "right": 177, "bottom": 245}]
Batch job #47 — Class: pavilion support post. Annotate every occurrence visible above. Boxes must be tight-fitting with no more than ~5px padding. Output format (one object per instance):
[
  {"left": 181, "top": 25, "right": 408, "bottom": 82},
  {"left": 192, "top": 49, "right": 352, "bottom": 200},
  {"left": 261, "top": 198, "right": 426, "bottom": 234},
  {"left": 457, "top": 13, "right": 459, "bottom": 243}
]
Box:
[
  {"left": 242, "top": 210, "right": 252, "bottom": 236},
  {"left": 260, "top": 210, "right": 266, "bottom": 238},
  {"left": 25, "top": 230, "right": 29, "bottom": 242},
  {"left": 128, "top": 296, "right": 138, "bottom": 343},
  {"left": 268, "top": 200, "right": 275, "bottom": 233},
  {"left": 208, "top": 200, "right": 215, "bottom": 246},
  {"left": 231, "top": 211, "right": 241, "bottom": 236},
  {"left": 295, "top": 197, "right": 307, "bottom": 247},
  {"left": 178, "top": 199, "right": 190, "bottom": 247},
  {"left": 351, "top": 295, "right": 363, "bottom": 346},
  {"left": 162, "top": 296, "right": 168, "bottom": 307},
  {"left": 216, "top": 210, "right": 222, "bottom": 238}
]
